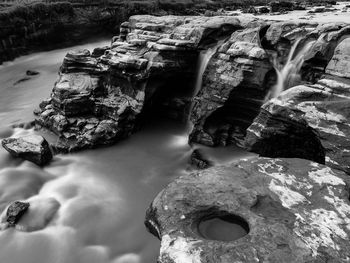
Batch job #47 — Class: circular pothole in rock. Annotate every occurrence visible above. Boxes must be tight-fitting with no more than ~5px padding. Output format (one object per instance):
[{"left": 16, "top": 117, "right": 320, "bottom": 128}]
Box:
[{"left": 197, "top": 214, "right": 249, "bottom": 242}]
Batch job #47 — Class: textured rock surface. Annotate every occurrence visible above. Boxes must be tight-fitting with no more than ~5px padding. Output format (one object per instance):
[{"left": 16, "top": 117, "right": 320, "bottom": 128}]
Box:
[
  {"left": 145, "top": 157, "right": 350, "bottom": 263},
  {"left": 189, "top": 149, "right": 213, "bottom": 169},
  {"left": 4, "top": 201, "right": 30, "bottom": 227},
  {"left": 35, "top": 15, "right": 252, "bottom": 151},
  {"left": 245, "top": 34, "right": 350, "bottom": 174},
  {"left": 189, "top": 24, "right": 274, "bottom": 146},
  {"left": 189, "top": 21, "right": 350, "bottom": 147},
  {"left": 1, "top": 135, "right": 53, "bottom": 166}
]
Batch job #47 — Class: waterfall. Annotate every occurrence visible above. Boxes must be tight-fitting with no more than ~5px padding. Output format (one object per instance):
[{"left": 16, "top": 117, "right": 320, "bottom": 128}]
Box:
[
  {"left": 187, "top": 40, "right": 225, "bottom": 127},
  {"left": 266, "top": 38, "right": 316, "bottom": 100},
  {"left": 193, "top": 40, "right": 226, "bottom": 99}
]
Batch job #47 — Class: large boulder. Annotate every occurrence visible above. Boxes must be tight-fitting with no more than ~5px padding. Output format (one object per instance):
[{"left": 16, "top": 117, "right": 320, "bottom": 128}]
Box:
[
  {"left": 145, "top": 157, "right": 350, "bottom": 263},
  {"left": 1, "top": 135, "right": 53, "bottom": 166}
]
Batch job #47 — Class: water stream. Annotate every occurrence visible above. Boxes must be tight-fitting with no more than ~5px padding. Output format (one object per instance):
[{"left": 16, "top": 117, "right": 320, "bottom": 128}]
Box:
[
  {"left": 266, "top": 39, "right": 316, "bottom": 100},
  {"left": 0, "top": 39, "right": 255, "bottom": 263}
]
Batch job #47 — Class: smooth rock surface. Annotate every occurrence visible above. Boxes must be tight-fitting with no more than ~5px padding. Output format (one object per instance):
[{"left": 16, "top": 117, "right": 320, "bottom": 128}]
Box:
[
  {"left": 145, "top": 157, "right": 350, "bottom": 263},
  {"left": 1, "top": 135, "right": 53, "bottom": 166}
]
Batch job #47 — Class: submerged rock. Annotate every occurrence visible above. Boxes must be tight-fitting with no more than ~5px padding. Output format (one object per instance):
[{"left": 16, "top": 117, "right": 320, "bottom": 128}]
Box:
[
  {"left": 189, "top": 149, "right": 213, "bottom": 169},
  {"left": 1, "top": 135, "right": 53, "bottom": 166},
  {"left": 146, "top": 157, "right": 350, "bottom": 263},
  {"left": 4, "top": 201, "right": 30, "bottom": 227}
]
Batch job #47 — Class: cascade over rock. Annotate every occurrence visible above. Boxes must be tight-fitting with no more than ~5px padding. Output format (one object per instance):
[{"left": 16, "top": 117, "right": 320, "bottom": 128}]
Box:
[
  {"left": 245, "top": 37, "right": 350, "bottom": 174},
  {"left": 35, "top": 15, "right": 249, "bottom": 152},
  {"left": 189, "top": 21, "right": 350, "bottom": 147},
  {"left": 189, "top": 25, "right": 274, "bottom": 146},
  {"left": 34, "top": 17, "right": 350, "bottom": 154},
  {"left": 145, "top": 157, "right": 350, "bottom": 263}
]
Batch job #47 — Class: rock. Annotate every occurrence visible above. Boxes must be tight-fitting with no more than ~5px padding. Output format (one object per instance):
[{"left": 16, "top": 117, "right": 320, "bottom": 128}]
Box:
[
  {"left": 4, "top": 201, "right": 30, "bottom": 227},
  {"left": 189, "top": 149, "right": 213, "bottom": 169},
  {"left": 35, "top": 15, "right": 251, "bottom": 152},
  {"left": 146, "top": 157, "right": 350, "bottom": 263},
  {"left": 270, "top": 1, "right": 295, "bottom": 12},
  {"left": 34, "top": 16, "right": 350, "bottom": 154},
  {"left": 326, "top": 38, "right": 350, "bottom": 78},
  {"left": 13, "top": 197, "right": 60, "bottom": 232},
  {"left": 245, "top": 36, "right": 350, "bottom": 174},
  {"left": 14, "top": 77, "right": 31, "bottom": 85},
  {"left": 189, "top": 25, "right": 274, "bottom": 147},
  {"left": 1, "top": 135, "right": 53, "bottom": 166},
  {"left": 26, "top": 70, "right": 39, "bottom": 76}
]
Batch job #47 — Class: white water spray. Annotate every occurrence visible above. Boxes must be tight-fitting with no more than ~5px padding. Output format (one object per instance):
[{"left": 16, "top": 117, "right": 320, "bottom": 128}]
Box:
[
  {"left": 187, "top": 40, "right": 225, "bottom": 127},
  {"left": 267, "top": 39, "right": 316, "bottom": 100}
]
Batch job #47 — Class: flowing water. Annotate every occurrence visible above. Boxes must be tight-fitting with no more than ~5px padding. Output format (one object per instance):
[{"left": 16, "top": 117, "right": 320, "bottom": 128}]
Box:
[
  {"left": 0, "top": 40, "right": 256, "bottom": 263},
  {"left": 267, "top": 39, "right": 316, "bottom": 100}
]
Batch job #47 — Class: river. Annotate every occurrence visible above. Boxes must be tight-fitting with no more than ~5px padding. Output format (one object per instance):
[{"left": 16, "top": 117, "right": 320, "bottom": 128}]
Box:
[{"left": 0, "top": 39, "right": 255, "bottom": 263}]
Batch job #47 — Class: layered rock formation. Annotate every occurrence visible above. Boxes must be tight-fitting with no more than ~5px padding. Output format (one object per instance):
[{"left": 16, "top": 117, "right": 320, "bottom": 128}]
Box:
[
  {"left": 245, "top": 25, "right": 350, "bottom": 174},
  {"left": 35, "top": 15, "right": 253, "bottom": 152},
  {"left": 189, "top": 21, "right": 350, "bottom": 148},
  {"left": 145, "top": 157, "right": 350, "bottom": 263},
  {"left": 189, "top": 24, "right": 274, "bottom": 146}
]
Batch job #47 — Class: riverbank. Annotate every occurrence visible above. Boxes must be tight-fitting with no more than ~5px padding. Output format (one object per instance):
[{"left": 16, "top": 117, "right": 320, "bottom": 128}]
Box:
[{"left": 1, "top": 0, "right": 345, "bottom": 64}]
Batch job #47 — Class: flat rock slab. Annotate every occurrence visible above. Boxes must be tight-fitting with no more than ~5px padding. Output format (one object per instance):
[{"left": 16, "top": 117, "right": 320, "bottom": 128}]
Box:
[
  {"left": 2, "top": 134, "right": 53, "bottom": 166},
  {"left": 146, "top": 157, "right": 350, "bottom": 263}
]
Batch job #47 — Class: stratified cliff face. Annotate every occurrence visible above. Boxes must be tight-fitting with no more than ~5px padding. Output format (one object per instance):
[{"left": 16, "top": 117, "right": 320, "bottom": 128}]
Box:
[
  {"left": 35, "top": 15, "right": 247, "bottom": 152},
  {"left": 245, "top": 25, "right": 350, "bottom": 174}
]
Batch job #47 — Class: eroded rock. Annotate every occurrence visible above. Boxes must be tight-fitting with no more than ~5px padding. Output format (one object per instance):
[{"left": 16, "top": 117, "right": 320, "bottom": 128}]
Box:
[{"left": 146, "top": 157, "right": 350, "bottom": 263}]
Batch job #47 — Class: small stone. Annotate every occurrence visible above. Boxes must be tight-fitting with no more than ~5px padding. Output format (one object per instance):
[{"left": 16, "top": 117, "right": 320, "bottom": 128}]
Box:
[
  {"left": 5, "top": 201, "right": 30, "bottom": 227},
  {"left": 190, "top": 149, "right": 213, "bottom": 169},
  {"left": 26, "top": 70, "right": 40, "bottom": 76}
]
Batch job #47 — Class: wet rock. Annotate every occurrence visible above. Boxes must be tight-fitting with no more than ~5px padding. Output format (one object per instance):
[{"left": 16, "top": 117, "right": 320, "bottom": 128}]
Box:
[
  {"left": 4, "top": 201, "right": 30, "bottom": 227},
  {"left": 189, "top": 149, "right": 213, "bottom": 169},
  {"left": 146, "top": 157, "right": 350, "bottom": 263},
  {"left": 13, "top": 197, "right": 60, "bottom": 232},
  {"left": 245, "top": 36, "right": 350, "bottom": 174},
  {"left": 35, "top": 15, "right": 248, "bottom": 152},
  {"left": 1, "top": 135, "right": 53, "bottom": 166},
  {"left": 189, "top": 25, "right": 274, "bottom": 147},
  {"left": 26, "top": 70, "right": 39, "bottom": 76}
]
